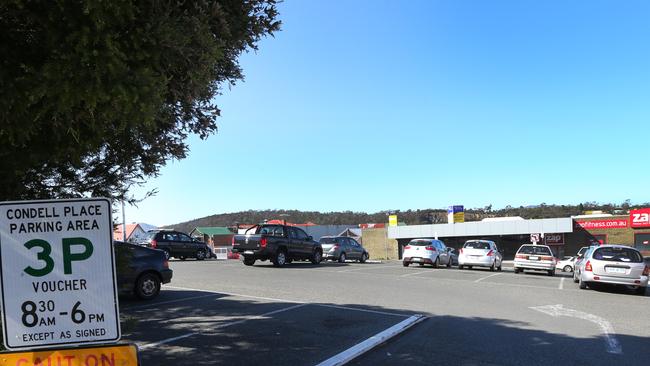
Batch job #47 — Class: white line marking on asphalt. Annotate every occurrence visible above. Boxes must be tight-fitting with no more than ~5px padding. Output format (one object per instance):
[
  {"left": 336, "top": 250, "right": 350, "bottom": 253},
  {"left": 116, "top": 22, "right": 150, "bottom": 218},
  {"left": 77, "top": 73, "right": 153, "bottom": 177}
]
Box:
[
  {"left": 337, "top": 265, "right": 405, "bottom": 273},
  {"left": 559, "top": 277, "right": 565, "bottom": 290},
  {"left": 315, "top": 304, "right": 410, "bottom": 318},
  {"left": 530, "top": 304, "right": 622, "bottom": 355},
  {"left": 315, "top": 314, "right": 426, "bottom": 366},
  {"left": 474, "top": 273, "right": 502, "bottom": 283},
  {"left": 125, "top": 293, "right": 220, "bottom": 311},
  {"left": 399, "top": 270, "right": 436, "bottom": 278},
  {"left": 139, "top": 303, "right": 308, "bottom": 350},
  {"left": 165, "top": 285, "right": 304, "bottom": 304}
]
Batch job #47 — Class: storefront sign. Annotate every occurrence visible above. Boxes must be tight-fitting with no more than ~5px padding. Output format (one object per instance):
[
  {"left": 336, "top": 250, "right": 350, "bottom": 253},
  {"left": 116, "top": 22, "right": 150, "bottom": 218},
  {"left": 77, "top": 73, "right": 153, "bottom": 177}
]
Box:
[
  {"left": 0, "top": 199, "right": 120, "bottom": 350},
  {"left": 630, "top": 208, "right": 650, "bottom": 228},
  {"left": 0, "top": 344, "right": 138, "bottom": 366},
  {"left": 447, "top": 205, "right": 464, "bottom": 224},
  {"left": 388, "top": 215, "right": 398, "bottom": 227},
  {"left": 574, "top": 219, "right": 628, "bottom": 230},
  {"left": 545, "top": 233, "right": 565, "bottom": 245}
]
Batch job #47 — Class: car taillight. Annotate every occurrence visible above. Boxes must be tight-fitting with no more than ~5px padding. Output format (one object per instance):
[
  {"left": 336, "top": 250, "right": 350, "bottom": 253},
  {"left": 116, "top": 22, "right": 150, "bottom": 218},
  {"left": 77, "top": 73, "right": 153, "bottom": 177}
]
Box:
[
  {"left": 404, "top": 245, "right": 411, "bottom": 250},
  {"left": 585, "top": 260, "right": 592, "bottom": 272},
  {"left": 425, "top": 246, "right": 436, "bottom": 252},
  {"left": 486, "top": 250, "right": 494, "bottom": 257},
  {"left": 163, "top": 260, "right": 169, "bottom": 269},
  {"left": 151, "top": 239, "right": 157, "bottom": 249},
  {"left": 459, "top": 248, "right": 463, "bottom": 254},
  {"left": 260, "top": 237, "right": 267, "bottom": 248},
  {"left": 643, "top": 266, "right": 649, "bottom": 276},
  {"left": 515, "top": 254, "right": 526, "bottom": 259},
  {"left": 541, "top": 256, "right": 554, "bottom": 261}
]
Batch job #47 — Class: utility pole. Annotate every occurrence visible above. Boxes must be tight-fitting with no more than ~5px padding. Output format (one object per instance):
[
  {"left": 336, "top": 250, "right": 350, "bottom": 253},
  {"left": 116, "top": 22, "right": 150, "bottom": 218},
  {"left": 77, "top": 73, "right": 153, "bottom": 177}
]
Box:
[{"left": 122, "top": 201, "right": 126, "bottom": 242}]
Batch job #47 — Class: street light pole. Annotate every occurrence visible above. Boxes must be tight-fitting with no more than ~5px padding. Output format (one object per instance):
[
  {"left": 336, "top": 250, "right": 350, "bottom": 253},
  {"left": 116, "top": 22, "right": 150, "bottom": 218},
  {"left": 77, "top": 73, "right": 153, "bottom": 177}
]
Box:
[{"left": 122, "top": 201, "right": 126, "bottom": 242}]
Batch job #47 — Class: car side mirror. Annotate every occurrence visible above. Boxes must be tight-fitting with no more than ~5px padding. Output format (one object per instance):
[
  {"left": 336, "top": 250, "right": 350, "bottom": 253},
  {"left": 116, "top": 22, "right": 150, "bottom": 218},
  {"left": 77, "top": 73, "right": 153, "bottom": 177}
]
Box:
[{"left": 307, "top": 236, "right": 313, "bottom": 241}]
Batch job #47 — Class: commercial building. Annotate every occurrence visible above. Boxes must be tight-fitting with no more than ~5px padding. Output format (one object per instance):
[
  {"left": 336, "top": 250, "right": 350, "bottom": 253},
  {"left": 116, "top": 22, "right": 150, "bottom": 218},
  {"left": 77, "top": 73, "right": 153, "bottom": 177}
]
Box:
[{"left": 387, "top": 208, "right": 650, "bottom": 259}]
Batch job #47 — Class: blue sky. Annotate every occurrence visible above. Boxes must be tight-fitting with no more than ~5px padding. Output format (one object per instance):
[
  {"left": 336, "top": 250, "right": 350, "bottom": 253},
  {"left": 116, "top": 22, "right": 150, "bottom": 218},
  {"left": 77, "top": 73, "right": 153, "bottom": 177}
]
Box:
[{"left": 125, "top": 0, "right": 650, "bottom": 226}]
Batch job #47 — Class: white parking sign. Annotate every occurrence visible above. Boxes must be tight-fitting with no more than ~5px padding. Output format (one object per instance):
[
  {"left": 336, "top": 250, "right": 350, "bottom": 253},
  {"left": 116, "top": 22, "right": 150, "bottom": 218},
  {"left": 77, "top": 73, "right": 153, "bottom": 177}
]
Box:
[{"left": 0, "top": 199, "right": 120, "bottom": 350}]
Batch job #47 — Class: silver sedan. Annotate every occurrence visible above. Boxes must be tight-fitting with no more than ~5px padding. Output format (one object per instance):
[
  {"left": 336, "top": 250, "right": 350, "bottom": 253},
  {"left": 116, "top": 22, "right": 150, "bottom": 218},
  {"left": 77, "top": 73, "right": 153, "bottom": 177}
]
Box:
[{"left": 573, "top": 245, "right": 648, "bottom": 295}]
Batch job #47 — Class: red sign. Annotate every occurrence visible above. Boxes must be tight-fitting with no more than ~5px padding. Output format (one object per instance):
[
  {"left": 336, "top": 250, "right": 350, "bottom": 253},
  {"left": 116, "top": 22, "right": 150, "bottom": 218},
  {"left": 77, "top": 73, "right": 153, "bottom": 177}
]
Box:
[
  {"left": 630, "top": 208, "right": 650, "bottom": 228},
  {"left": 574, "top": 219, "right": 628, "bottom": 230},
  {"left": 545, "top": 233, "right": 564, "bottom": 245}
]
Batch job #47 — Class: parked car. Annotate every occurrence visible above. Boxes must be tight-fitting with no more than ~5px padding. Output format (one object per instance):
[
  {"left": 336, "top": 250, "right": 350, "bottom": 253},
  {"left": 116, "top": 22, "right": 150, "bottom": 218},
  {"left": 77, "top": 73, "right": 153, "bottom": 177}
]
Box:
[
  {"left": 115, "top": 241, "right": 173, "bottom": 300},
  {"left": 320, "top": 236, "right": 369, "bottom": 263},
  {"left": 556, "top": 256, "right": 575, "bottom": 272},
  {"left": 231, "top": 224, "right": 322, "bottom": 267},
  {"left": 448, "top": 248, "right": 459, "bottom": 266},
  {"left": 458, "top": 240, "right": 502, "bottom": 271},
  {"left": 140, "top": 229, "right": 211, "bottom": 261},
  {"left": 514, "top": 244, "right": 556, "bottom": 276},
  {"left": 402, "top": 239, "right": 453, "bottom": 268},
  {"left": 573, "top": 245, "right": 649, "bottom": 294}
]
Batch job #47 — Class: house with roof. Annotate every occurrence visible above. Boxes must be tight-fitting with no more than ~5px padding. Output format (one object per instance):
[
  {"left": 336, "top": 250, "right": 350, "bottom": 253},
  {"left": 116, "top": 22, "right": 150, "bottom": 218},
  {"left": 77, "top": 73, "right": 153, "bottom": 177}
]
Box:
[
  {"left": 113, "top": 223, "right": 148, "bottom": 243},
  {"left": 189, "top": 227, "right": 235, "bottom": 247}
]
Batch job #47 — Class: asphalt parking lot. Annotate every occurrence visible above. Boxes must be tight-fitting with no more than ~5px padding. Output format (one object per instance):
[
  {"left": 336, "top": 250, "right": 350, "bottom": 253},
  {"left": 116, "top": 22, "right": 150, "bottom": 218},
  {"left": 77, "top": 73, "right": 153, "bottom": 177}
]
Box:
[{"left": 119, "top": 259, "right": 650, "bottom": 365}]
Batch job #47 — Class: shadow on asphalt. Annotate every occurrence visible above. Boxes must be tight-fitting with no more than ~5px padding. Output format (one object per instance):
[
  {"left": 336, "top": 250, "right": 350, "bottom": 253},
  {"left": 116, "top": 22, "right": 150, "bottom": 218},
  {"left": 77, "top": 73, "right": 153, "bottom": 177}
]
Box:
[
  {"left": 351, "top": 315, "right": 648, "bottom": 366},
  {"left": 118, "top": 287, "right": 648, "bottom": 366},
  {"left": 119, "top": 289, "right": 418, "bottom": 366}
]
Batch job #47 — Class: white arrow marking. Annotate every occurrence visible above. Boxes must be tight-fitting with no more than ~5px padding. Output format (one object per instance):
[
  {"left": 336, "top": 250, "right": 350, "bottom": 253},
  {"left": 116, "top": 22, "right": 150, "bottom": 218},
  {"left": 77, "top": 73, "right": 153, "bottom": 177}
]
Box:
[{"left": 530, "top": 304, "right": 622, "bottom": 355}]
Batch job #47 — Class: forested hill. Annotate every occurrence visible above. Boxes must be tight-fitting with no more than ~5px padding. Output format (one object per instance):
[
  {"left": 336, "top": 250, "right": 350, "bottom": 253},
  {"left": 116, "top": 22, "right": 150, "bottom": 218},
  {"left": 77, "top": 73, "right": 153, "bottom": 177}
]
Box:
[{"left": 164, "top": 201, "right": 646, "bottom": 234}]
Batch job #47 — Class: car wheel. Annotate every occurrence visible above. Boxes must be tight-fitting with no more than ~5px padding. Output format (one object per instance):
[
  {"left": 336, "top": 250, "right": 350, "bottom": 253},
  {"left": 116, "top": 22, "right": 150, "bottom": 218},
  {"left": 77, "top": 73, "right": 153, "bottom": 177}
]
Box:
[
  {"left": 418, "top": 262, "right": 424, "bottom": 267},
  {"left": 338, "top": 252, "right": 346, "bottom": 263},
  {"left": 135, "top": 273, "right": 161, "bottom": 300},
  {"left": 579, "top": 276, "right": 588, "bottom": 289},
  {"left": 403, "top": 261, "right": 410, "bottom": 267},
  {"left": 311, "top": 250, "right": 322, "bottom": 264},
  {"left": 433, "top": 257, "right": 439, "bottom": 268},
  {"left": 635, "top": 286, "right": 647, "bottom": 296},
  {"left": 563, "top": 265, "right": 572, "bottom": 272},
  {"left": 243, "top": 256, "right": 255, "bottom": 266},
  {"left": 273, "top": 249, "right": 287, "bottom": 267},
  {"left": 446, "top": 258, "right": 452, "bottom": 268},
  {"left": 180, "top": 256, "right": 186, "bottom": 261},
  {"left": 458, "top": 265, "right": 464, "bottom": 270},
  {"left": 490, "top": 261, "right": 495, "bottom": 272},
  {"left": 514, "top": 268, "right": 520, "bottom": 274},
  {"left": 573, "top": 271, "right": 579, "bottom": 283},
  {"left": 467, "top": 265, "right": 472, "bottom": 270},
  {"left": 497, "top": 262, "right": 502, "bottom": 272},
  {"left": 196, "top": 249, "right": 206, "bottom": 261},
  {"left": 360, "top": 252, "right": 368, "bottom": 263},
  {"left": 547, "top": 269, "right": 555, "bottom": 277}
]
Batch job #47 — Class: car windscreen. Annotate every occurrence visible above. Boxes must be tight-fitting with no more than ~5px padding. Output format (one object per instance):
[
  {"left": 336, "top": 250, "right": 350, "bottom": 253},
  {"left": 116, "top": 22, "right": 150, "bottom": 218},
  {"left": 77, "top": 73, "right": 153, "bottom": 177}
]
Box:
[
  {"left": 592, "top": 247, "right": 643, "bottom": 263},
  {"left": 408, "top": 240, "right": 431, "bottom": 246},
  {"left": 319, "top": 238, "right": 337, "bottom": 244},
  {"left": 464, "top": 241, "right": 490, "bottom": 249},
  {"left": 517, "top": 246, "right": 552, "bottom": 255},
  {"left": 257, "top": 225, "right": 284, "bottom": 236}
]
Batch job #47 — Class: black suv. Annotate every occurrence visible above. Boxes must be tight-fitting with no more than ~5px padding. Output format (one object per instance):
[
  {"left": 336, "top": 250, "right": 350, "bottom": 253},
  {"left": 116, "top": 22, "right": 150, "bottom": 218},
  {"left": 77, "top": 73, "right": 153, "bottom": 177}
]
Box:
[{"left": 140, "top": 229, "right": 211, "bottom": 261}]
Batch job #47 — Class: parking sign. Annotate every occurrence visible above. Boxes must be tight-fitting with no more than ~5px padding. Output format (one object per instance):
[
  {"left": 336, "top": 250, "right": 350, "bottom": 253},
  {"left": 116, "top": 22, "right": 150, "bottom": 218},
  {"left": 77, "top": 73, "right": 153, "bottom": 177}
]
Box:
[{"left": 0, "top": 198, "right": 120, "bottom": 350}]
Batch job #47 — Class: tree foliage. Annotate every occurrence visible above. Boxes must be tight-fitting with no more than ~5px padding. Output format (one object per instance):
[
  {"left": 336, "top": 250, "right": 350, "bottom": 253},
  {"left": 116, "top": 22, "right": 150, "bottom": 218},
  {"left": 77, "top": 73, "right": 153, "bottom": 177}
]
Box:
[
  {"left": 167, "top": 201, "right": 648, "bottom": 234},
  {"left": 0, "top": 0, "right": 280, "bottom": 202}
]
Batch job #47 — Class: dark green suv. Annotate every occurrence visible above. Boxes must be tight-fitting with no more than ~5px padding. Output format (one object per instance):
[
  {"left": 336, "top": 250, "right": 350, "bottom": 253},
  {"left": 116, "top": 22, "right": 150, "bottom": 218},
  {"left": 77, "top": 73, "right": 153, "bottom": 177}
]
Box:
[{"left": 140, "top": 229, "right": 211, "bottom": 260}]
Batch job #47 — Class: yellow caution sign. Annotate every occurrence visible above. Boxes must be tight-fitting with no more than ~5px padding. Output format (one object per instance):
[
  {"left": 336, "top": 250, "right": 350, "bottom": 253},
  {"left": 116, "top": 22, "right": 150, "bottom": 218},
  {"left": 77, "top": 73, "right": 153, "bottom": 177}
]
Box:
[{"left": 0, "top": 344, "right": 138, "bottom": 366}]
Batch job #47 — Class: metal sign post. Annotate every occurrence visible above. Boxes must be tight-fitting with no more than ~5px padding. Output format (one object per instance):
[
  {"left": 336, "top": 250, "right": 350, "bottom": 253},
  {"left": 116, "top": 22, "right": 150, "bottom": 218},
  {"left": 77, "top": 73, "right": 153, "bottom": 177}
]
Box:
[{"left": 0, "top": 198, "right": 121, "bottom": 350}]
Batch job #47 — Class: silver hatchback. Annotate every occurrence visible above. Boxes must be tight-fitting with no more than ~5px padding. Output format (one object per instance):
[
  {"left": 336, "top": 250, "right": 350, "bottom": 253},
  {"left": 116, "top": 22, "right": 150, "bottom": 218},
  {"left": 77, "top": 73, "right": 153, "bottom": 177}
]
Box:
[{"left": 573, "top": 245, "right": 649, "bottom": 295}]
